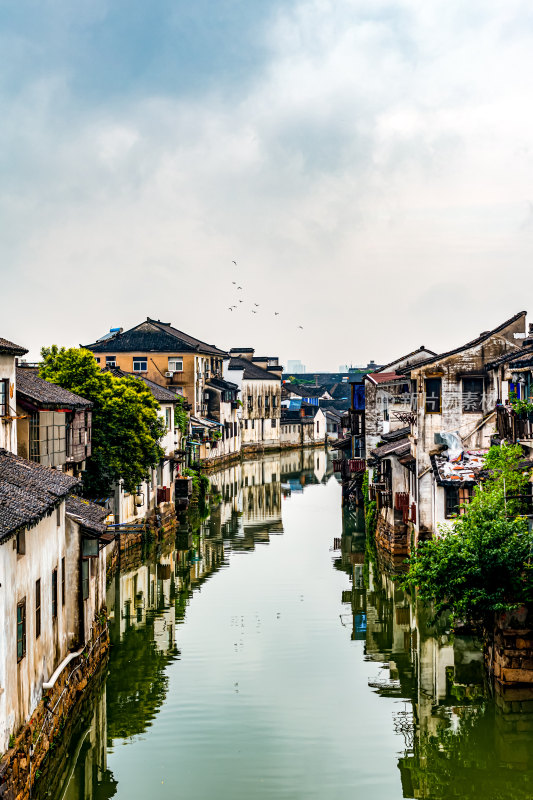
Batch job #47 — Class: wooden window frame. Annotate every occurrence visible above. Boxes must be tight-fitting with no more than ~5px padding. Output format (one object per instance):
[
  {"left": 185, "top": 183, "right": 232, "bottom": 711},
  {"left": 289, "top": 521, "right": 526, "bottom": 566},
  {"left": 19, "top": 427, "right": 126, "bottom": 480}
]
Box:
[
  {"left": 17, "top": 599, "right": 26, "bottom": 662},
  {"left": 52, "top": 569, "right": 58, "bottom": 619},
  {"left": 35, "top": 579, "right": 41, "bottom": 639},
  {"left": 445, "top": 486, "right": 473, "bottom": 518},
  {"left": 82, "top": 559, "right": 89, "bottom": 601},
  {"left": 0, "top": 378, "right": 9, "bottom": 417},
  {"left": 425, "top": 377, "right": 442, "bottom": 414},
  {"left": 61, "top": 557, "right": 65, "bottom": 606},
  {"left": 462, "top": 377, "right": 484, "bottom": 414}
]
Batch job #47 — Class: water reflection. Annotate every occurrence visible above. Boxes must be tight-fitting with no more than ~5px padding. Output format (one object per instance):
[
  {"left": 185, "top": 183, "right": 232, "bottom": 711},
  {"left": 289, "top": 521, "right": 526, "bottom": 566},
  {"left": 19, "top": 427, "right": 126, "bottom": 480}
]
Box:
[
  {"left": 43, "top": 449, "right": 533, "bottom": 800},
  {"left": 337, "top": 512, "right": 533, "bottom": 798}
]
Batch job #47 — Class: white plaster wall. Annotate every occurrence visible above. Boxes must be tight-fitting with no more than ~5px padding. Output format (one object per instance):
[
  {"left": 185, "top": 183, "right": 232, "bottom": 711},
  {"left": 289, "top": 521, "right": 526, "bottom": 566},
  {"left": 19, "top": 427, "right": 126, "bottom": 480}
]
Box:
[
  {"left": 0, "top": 353, "right": 17, "bottom": 453},
  {"left": 0, "top": 505, "right": 71, "bottom": 751}
]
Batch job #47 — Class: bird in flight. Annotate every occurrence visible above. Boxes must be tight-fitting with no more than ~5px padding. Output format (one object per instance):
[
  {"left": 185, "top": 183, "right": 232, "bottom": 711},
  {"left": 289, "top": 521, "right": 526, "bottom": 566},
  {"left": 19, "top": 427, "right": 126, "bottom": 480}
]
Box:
[
  {"left": 298, "top": 325, "right": 303, "bottom": 329},
  {"left": 237, "top": 286, "right": 243, "bottom": 290},
  {"left": 254, "top": 303, "right": 259, "bottom": 307},
  {"left": 228, "top": 307, "right": 234, "bottom": 311},
  {"left": 232, "top": 260, "right": 237, "bottom": 265},
  {"left": 239, "top": 300, "right": 243, "bottom": 303},
  {"left": 274, "top": 312, "right": 279, "bottom": 316},
  {"left": 232, "top": 281, "right": 236, "bottom": 285},
  {"left": 252, "top": 310, "right": 257, "bottom": 314}
]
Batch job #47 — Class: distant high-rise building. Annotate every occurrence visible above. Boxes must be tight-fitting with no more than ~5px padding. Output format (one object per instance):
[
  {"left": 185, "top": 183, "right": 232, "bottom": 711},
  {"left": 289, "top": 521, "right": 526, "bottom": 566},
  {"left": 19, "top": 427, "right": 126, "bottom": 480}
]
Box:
[{"left": 287, "top": 359, "right": 306, "bottom": 374}]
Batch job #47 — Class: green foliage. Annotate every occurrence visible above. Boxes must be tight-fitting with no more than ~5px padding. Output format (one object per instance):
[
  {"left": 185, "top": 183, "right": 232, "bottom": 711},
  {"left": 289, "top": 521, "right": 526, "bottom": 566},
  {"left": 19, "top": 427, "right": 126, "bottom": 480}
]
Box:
[
  {"left": 404, "top": 443, "right": 533, "bottom": 625},
  {"left": 361, "top": 471, "right": 377, "bottom": 536},
  {"left": 174, "top": 399, "right": 188, "bottom": 436},
  {"left": 8, "top": 733, "right": 15, "bottom": 749},
  {"left": 40, "top": 346, "right": 166, "bottom": 497}
]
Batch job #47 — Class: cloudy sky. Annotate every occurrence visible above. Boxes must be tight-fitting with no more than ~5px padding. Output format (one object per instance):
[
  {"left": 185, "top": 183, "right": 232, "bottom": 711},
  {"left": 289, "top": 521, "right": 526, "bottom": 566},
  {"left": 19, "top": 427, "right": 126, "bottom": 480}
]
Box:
[{"left": 2, "top": 0, "right": 533, "bottom": 370}]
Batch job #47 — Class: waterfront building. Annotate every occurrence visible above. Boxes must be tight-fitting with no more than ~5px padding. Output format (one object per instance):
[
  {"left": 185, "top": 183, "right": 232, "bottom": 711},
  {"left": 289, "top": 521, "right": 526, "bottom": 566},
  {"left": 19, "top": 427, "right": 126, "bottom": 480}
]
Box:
[
  {"left": 226, "top": 349, "right": 282, "bottom": 452},
  {"left": 365, "top": 312, "right": 530, "bottom": 555},
  {"left": 85, "top": 318, "right": 227, "bottom": 417},
  {"left": 16, "top": 366, "right": 92, "bottom": 475}
]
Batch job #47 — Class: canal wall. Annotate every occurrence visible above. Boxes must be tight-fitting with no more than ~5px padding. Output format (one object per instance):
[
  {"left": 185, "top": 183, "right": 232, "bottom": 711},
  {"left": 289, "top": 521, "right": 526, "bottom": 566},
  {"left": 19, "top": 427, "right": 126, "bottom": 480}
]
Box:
[
  {"left": 0, "top": 619, "right": 109, "bottom": 800},
  {"left": 487, "top": 606, "right": 533, "bottom": 685}
]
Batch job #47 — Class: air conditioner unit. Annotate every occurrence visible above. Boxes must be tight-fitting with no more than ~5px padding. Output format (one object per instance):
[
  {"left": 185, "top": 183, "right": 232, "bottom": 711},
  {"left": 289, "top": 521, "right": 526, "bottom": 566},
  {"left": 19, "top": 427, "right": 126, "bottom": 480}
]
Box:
[{"left": 165, "top": 371, "right": 173, "bottom": 378}]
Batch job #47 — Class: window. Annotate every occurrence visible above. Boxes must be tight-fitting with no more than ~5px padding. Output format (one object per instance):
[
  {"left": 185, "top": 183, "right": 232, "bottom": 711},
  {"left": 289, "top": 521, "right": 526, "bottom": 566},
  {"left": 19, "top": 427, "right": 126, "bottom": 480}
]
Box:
[
  {"left": 0, "top": 379, "right": 9, "bottom": 416},
  {"left": 272, "top": 396, "right": 278, "bottom": 408},
  {"left": 56, "top": 505, "right": 61, "bottom": 526},
  {"left": 265, "top": 396, "right": 270, "bottom": 410},
  {"left": 248, "top": 396, "right": 253, "bottom": 411},
  {"left": 258, "top": 397, "right": 262, "bottom": 409},
  {"left": 105, "top": 355, "right": 116, "bottom": 367},
  {"left": 445, "top": 486, "right": 473, "bottom": 518},
  {"left": 272, "top": 418, "right": 276, "bottom": 427},
  {"left": 165, "top": 408, "right": 171, "bottom": 430},
  {"left": 251, "top": 419, "right": 255, "bottom": 429},
  {"left": 17, "top": 600, "right": 26, "bottom": 662},
  {"left": 425, "top": 378, "right": 442, "bottom": 414},
  {"left": 462, "top": 377, "right": 483, "bottom": 413},
  {"left": 35, "top": 580, "right": 41, "bottom": 638},
  {"left": 29, "top": 412, "right": 40, "bottom": 461},
  {"left": 52, "top": 569, "right": 58, "bottom": 619},
  {"left": 168, "top": 357, "right": 183, "bottom": 372},
  {"left": 16, "top": 530, "right": 25, "bottom": 556},
  {"left": 61, "top": 557, "right": 65, "bottom": 606},
  {"left": 95, "top": 357, "right": 101, "bottom": 364},
  {"left": 316, "top": 421, "right": 320, "bottom": 433},
  {"left": 133, "top": 358, "right": 147, "bottom": 372},
  {"left": 82, "top": 560, "right": 89, "bottom": 600}
]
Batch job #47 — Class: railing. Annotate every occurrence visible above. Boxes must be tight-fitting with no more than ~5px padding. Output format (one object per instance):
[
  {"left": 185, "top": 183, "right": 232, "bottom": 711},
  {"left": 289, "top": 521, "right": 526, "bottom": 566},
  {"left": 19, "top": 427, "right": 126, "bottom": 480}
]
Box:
[
  {"left": 333, "top": 459, "right": 343, "bottom": 472},
  {"left": 348, "top": 458, "right": 365, "bottom": 473},
  {"left": 497, "top": 406, "right": 533, "bottom": 442}
]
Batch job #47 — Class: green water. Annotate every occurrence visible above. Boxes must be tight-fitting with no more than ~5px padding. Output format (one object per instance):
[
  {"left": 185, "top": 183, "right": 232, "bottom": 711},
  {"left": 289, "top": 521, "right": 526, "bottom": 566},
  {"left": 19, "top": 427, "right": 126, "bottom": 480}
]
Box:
[{"left": 43, "top": 451, "right": 533, "bottom": 800}]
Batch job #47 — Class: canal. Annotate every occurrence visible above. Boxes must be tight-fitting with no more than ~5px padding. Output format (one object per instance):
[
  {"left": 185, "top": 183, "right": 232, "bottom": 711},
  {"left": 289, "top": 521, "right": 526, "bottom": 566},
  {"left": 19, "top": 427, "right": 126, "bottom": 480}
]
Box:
[{"left": 41, "top": 450, "right": 533, "bottom": 800}]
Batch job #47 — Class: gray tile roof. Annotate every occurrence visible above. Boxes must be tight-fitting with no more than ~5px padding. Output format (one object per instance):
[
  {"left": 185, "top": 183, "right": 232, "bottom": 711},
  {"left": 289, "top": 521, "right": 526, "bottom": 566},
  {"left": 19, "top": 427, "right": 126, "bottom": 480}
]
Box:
[
  {"left": 0, "top": 449, "right": 80, "bottom": 541},
  {"left": 104, "top": 367, "right": 182, "bottom": 403},
  {"left": 371, "top": 436, "right": 411, "bottom": 459},
  {"left": 16, "top": 368, "right": 92, "bottom": 409},
  {"left": 87, "top": 318, "right": 227, "bottom": 357},
  {"left": 398, "top": 311, "right": 527, "bottom": 374},
  {"left": 0, "top": 337, "right": 27, "bottom": 356},
  {"left": 66, "top": 495, "right": 107, "bottom": 534},
  {"left": 227, "top": 356, "right": 281, "bottom": 381}
]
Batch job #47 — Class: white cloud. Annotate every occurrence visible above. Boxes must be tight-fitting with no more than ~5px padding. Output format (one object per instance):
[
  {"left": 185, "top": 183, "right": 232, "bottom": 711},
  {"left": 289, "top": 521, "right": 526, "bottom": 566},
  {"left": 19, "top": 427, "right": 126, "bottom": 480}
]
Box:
[{"left": 1, "top": 0, "right": 533, "bottom": 366}]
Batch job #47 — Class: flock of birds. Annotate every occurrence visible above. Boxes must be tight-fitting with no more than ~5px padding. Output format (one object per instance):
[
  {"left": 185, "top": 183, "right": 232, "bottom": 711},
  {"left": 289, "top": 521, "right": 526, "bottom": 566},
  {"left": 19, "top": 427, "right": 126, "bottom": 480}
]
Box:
[{"left": 227, "top": 260, "right": 304, "bottom": 329}]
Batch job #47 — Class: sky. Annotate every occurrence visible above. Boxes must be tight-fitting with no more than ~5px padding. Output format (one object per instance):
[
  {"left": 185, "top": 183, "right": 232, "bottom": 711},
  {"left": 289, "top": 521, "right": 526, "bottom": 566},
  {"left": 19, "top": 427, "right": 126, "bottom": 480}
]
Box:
[{"left": 1, "top": 0, "right": 533, "bottom": 370}]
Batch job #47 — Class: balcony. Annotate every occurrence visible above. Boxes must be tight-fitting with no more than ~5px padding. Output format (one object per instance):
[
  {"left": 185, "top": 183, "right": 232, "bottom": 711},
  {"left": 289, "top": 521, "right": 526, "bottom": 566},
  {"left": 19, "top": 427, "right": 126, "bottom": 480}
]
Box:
[{"left": 496, "top": 406, "right": 533, "bottom": 442}]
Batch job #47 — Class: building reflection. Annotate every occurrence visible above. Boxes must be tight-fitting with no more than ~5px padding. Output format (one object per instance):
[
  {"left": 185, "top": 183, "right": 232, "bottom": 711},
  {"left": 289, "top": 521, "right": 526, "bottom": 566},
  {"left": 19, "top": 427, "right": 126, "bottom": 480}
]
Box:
[
  {"left": 46, "top": 452, "right": 329, "bottom": 800},
  {"left": 336, "top": 511, "right": 533, "bottom": 798}
]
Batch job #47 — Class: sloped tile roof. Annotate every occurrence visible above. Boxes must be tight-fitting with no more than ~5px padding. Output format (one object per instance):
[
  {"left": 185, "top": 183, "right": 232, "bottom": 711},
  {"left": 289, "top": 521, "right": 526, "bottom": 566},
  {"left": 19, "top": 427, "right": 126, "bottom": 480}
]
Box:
[
  {"left": 86, "top": 318, "right": 227, "bottom": 357},
  {"left": 16, "top": 368, "right": 92, "bottom": 409},
  {"left": 0, "top": 337, "right": 27, "bottom": 356},
  {"left": 104, "top": 366, "right": 182, "bottom": 403},
  {"left": 371, "top": 436, "right": 411, "bottom": 459},
  {"left": 398, "top": 311, "right": 527, "bottom": 374},
  {"left": 227, "top": 356, "right": 281, "bottom": 381},
  {"left": 66, "top": 495, "right": 107, "bottom": 534},
  {"left": 0, "top": 449, "right": 80, "bottom": 541}
]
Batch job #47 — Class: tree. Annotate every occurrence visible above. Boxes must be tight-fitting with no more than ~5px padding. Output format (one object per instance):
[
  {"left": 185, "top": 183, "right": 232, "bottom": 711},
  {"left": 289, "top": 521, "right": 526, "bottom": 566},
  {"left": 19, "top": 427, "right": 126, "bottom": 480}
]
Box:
[
  {"left": 404, "top": 443, "right": 533, "bottom": 627},
  {"left": 40, "top": 346, "right": 166, "bottom": 497}
]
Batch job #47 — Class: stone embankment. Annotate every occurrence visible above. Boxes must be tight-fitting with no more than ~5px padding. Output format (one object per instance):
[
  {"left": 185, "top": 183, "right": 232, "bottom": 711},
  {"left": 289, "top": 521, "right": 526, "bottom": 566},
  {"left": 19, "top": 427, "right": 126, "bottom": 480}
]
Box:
[
  {"left": 0, "top": 619, "right": 109, "bottom": 800},
  {"left": 487, "top": 607, "right": 533, "bottom": 685}
]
